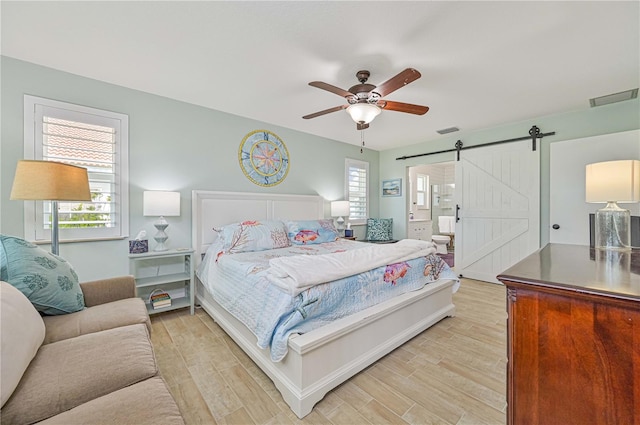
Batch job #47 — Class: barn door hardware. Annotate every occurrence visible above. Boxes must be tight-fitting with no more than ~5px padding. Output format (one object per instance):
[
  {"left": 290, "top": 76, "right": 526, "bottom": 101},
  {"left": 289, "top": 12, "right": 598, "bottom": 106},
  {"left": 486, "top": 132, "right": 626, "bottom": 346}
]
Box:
[
  {"left": 395, "top": 125, "right": 555, "bottom": 161},
  {"left": 455, "top": 140, "right": 463, "bottom": 161}
]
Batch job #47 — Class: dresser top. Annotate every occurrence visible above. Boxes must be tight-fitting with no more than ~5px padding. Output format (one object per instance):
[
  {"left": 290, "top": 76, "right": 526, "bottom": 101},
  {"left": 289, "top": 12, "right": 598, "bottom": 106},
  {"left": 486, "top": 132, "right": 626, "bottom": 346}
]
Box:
[{"left": 498, "top": 244, "right": 640, "bottom": 300}]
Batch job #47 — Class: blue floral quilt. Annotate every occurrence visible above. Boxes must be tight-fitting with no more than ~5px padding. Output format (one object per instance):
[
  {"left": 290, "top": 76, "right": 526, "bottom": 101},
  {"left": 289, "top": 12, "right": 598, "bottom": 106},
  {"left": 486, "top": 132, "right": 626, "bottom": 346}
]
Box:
[{"left": 197, "top": 239, "right": 459, "bottom": 361}]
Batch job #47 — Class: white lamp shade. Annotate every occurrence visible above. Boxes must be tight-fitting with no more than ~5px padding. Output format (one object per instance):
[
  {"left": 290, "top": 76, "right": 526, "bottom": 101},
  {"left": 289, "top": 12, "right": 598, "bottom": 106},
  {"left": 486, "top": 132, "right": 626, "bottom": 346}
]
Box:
[
  {"left": 143, "top": 191, "right": 180, "bottom": 216},
  {"left": 586, "top": 160, "right": 640, "bottom": 203},
  {"left": 346, "top": 103, "right": 381, "bottom": 124},
  {"left": 331, "top": 200, "right": 350, "bottom": 217}
]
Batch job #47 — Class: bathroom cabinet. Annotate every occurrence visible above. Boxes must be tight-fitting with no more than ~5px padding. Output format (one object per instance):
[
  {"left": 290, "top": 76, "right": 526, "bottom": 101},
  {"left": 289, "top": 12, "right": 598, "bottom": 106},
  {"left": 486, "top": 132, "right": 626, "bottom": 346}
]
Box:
[{"left": 408, "top": 219, "right": 432, "bottom": 240}]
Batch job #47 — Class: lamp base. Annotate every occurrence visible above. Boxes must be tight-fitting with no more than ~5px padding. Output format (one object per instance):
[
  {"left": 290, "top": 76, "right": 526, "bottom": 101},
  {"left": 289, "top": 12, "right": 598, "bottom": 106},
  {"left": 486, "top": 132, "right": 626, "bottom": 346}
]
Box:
[
  {"left": 153, "top": 216, "right": 170, "bottom": 252},
  {"left": 595, "top": 202, "right": 631, "bottom": 252},
  {"left": 51, "top": 200, "right": 60, "bottom": 255},
  {"left": 335, "top": 216, "right": 345, "bottom": 237}
]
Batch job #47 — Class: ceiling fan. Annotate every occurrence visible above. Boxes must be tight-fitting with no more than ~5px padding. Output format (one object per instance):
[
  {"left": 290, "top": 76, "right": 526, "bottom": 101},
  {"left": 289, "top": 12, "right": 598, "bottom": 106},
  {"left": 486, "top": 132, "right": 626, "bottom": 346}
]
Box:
[{"left": 302, "top": 68, "right": 429, "bottom": 130}]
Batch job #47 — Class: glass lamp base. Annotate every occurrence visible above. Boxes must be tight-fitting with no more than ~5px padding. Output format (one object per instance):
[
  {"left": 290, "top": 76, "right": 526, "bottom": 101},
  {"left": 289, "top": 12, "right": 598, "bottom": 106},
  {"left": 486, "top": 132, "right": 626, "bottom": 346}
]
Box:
[
  {"left": 335, "top": 216, "right": 345, "bottom": 237},
  {"left": 153, "top": 217, "right": 169, "bottom": 252},
  {"left": 595, "top": 202, "right": 631, "bottom": 252}
]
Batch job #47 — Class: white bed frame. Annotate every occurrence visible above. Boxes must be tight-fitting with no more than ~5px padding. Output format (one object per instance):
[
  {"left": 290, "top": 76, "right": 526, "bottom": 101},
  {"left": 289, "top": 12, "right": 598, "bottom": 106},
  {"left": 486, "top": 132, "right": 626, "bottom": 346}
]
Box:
[{"left": 192, "top": 190, "right": 456, "bottom": 418}]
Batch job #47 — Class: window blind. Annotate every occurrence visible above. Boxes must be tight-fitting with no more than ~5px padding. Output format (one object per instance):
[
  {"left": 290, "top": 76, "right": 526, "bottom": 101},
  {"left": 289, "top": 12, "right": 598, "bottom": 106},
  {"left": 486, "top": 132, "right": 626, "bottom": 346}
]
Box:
[
  {"left": 42, "top": 115, "right": 116, "bottom": 229},
  {"left": 24, "top": 95, "right": 129, "bottom": 243},
  {"left": 345, "top": 159, "right": 369, "bottom": 223}
]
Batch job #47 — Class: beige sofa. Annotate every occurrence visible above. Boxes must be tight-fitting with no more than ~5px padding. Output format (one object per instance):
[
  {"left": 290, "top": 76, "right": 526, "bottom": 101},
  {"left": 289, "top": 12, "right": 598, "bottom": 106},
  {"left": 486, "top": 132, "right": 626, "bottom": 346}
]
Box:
[{"left": 1, "top": 276, "right": 184, "bottom": 425}]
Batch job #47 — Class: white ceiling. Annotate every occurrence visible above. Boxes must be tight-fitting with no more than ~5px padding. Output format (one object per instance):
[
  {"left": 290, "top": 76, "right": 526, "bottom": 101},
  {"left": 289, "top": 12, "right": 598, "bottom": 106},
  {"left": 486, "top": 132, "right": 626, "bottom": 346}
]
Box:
[{"left": 2, "top": 1, "right": 638, "bottom": 151}]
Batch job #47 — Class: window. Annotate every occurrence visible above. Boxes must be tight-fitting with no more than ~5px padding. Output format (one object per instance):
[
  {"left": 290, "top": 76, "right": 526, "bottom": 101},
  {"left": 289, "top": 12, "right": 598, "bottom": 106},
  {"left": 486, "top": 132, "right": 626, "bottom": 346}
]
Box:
[
  {"left": 23, "top": 95, "right": 129, "bottom": 242},
  {"left": 416, "top": 174, "right": 429, "bottom": 209},
  {"left": 345, "top": 158, "right": 369, "bottom": 225}
]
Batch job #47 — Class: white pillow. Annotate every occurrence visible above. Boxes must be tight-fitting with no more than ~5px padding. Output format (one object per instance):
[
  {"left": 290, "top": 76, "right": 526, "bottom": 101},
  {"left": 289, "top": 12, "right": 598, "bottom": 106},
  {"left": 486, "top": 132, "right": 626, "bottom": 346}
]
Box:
[{"left": 1, "top": 281, "right": 45, "bottom": 407}]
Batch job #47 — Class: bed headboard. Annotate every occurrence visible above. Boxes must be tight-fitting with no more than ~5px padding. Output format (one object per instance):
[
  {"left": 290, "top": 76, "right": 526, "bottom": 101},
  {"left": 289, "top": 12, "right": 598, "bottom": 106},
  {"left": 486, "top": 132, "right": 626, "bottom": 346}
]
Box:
[{"left": 192, "top": 190, "right": 325, "bottom": 265}]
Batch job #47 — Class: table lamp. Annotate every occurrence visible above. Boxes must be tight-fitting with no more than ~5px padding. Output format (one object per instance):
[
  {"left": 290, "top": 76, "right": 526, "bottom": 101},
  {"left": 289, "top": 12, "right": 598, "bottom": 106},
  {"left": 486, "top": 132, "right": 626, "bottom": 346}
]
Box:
[
  {"left": 143, "top": 191, "right": 180, "bottom": 251},
  {"left": 331, "top": 200, "right": 350, "bottom": 236},
  {"left": 10, "top": 160, "right": 91, "bottom": 255},
  {"left": 586, "top": 159, "right": 640, "bottom": 251}
]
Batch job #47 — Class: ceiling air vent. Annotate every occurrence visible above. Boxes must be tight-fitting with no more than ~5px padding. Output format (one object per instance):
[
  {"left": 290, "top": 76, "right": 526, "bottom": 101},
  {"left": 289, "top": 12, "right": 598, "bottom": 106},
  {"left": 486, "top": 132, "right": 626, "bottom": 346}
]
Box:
[
  {"left": 589, "top": 89, "right": 638, "bottom": 107},
  {"left": 437, "top": 126, "right": 460, "bottom": 135}
]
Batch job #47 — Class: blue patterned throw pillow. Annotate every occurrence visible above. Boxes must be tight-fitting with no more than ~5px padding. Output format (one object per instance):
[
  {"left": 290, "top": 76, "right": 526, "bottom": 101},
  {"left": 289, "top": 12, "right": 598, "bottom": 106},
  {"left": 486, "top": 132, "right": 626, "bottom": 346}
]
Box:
[
  {"left": 0, "top": 234, "right": 85, "bottom": 315},
  {"left": 366, "top": 218, "right": 394, "bottom": 241}
]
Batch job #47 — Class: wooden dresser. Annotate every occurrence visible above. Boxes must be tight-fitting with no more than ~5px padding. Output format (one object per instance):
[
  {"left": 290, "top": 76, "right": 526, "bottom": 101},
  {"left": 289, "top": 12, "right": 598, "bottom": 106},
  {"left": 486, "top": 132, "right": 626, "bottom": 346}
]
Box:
[{"left": 497, "top": 244, "right": 640, "bottom": 425}]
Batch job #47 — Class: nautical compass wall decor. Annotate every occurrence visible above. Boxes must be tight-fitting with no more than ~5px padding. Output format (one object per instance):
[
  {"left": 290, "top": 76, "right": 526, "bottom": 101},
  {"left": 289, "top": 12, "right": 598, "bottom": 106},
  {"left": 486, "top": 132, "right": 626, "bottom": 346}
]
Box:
[{"left": 238, "top": 130, "right": 290, "bottom": 187}]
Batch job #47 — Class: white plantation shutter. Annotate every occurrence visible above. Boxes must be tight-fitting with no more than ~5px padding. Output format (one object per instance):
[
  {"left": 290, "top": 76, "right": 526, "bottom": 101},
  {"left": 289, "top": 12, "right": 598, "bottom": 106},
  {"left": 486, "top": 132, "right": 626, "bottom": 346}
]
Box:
[
  {"left": 345, "top": 158, "right": 369, "bottom": 224},
  {"left": 24, "top": 96, "right": 129, "bottom": 242}
]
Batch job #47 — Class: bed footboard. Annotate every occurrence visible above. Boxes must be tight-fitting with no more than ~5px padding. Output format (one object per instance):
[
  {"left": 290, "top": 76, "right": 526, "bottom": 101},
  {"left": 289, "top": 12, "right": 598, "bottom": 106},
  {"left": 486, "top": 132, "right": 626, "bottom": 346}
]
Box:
[{"left": 196, "top": 277, "right": 456, "bottom": 418}]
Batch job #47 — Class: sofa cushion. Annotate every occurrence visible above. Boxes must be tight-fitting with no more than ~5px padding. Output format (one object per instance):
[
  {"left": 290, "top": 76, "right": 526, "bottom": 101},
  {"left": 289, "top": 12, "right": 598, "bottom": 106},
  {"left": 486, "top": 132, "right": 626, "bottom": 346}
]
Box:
[
  {"left": 0, "top": 282, "right": 46, "bottom": 408},
  {"left": 36, "top": 376, "right": 184, "bottom": 425},
  {"left": 79, "top": 276, "right": 136, "bottom": 307},
  {"left": 0, "top": 234, "right": 84, "bottom": 315},
  {"left": 0, "top": 324, "right": 157, "bottom": 424},
  {"left": 42, "top": 297, "right": 151, "bottom": 344}
]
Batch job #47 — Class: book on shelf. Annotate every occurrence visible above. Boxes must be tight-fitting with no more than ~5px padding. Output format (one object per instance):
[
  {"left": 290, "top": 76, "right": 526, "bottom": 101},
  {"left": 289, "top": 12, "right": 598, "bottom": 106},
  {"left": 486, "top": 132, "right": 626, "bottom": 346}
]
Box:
[
  {"left": 150, "top": 293, "right": 170, "bottom": 302},
  {"left": 152, "top": 297, "right": 171, "bottom": 308},
  {"left": 150, "top": 291, "right": 169, "bottom": 299},
  {"left": 149, "top": 290, "right": 171, "bottom": 309},
  {"left": 152, "top": 299, "right": 171, "bottom": 309}
]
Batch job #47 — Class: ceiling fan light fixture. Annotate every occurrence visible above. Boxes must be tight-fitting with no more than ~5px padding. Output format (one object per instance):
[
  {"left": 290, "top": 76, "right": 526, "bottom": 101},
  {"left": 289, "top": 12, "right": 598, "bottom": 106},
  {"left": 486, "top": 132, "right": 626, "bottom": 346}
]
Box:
[{"left": 346, "top": 103, "right": 381, "bottom": 124}]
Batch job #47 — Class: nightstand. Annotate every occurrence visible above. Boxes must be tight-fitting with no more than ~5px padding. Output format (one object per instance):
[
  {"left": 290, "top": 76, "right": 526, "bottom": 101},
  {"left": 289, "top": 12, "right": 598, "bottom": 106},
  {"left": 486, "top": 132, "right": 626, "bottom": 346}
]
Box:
[{"left": 128, "top": 249, "right": 194, "bottom": 315}]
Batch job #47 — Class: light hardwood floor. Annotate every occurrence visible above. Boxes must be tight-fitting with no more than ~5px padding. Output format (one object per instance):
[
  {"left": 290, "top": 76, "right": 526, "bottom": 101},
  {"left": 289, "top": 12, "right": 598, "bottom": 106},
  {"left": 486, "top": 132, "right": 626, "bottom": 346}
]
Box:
[{"left": 150, "top": 279, "right": 507, "bottom": 424}]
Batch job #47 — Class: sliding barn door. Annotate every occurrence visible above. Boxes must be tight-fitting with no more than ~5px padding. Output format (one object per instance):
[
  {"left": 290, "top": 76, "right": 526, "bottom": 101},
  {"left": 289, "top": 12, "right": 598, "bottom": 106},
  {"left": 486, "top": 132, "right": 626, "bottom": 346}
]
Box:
[{"left": 455, "top": 140, "right": 540, "bottom": 283}]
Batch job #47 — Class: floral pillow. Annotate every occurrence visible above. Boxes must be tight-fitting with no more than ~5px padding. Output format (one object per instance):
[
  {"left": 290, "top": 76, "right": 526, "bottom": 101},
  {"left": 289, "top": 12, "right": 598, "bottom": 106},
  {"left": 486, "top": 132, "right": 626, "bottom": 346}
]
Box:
[
  {"left": 366, "top": 218, "right": 393, "bottom": 241},
  {"left": 286, "top": 219, "right": 339, "bottom": 245},
  {"left": 218, "top": 220, "right": 290, "bottom": 254},
  {"left": 0, "top": 234, "right": 85, "bottom": 315}
]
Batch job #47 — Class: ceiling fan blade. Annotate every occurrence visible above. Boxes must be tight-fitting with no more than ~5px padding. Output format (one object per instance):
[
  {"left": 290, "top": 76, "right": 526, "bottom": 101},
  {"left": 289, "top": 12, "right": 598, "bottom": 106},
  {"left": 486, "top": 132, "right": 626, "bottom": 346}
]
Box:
[
  {"left": 309, "top": 81, "right": 356, "bottom": 99},
  {"left": 302, "top": 105, "right": 347, "bottom": 119},
  {"left": 377, "top": 100, "right": 429, "bottom": 115},
  {"left": 372, "top": 68, "right": 422, "bottom": 98}
]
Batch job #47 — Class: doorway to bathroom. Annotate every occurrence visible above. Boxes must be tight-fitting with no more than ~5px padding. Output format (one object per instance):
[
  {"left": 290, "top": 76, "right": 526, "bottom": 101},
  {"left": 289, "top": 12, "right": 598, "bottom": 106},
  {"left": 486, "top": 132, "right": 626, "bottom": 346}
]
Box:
[
  {"left": 407, "top": 161, "right": 456, "bottom": 268},
  {"left": 406, "top": 138, "right": 540, "bottom": 283}
]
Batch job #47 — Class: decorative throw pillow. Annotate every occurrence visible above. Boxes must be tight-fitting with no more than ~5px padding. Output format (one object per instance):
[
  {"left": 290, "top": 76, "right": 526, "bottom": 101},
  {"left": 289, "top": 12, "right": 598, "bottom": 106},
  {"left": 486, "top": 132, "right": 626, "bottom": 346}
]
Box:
[
  {"left": 0, "top": 234, "right": 85, "bottom": 315},
  {"left": 219, "top": 220, "right": 290, "bottom": 253},
  {"left": 366, "top": 218, "right": 394, "bottom": 241},
  {"left": 0, "top": 282, "right": 46, "bottom": 407},
  {"left": 286, "top": 219, "right": 339, "bottom": 245}
]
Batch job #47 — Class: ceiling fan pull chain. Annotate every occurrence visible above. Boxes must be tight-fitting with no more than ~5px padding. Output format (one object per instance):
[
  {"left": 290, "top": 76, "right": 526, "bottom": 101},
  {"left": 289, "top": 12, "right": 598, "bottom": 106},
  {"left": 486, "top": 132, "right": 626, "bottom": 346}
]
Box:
[{"left": 360, "top": 130, "right": 365, "bottom": 153}]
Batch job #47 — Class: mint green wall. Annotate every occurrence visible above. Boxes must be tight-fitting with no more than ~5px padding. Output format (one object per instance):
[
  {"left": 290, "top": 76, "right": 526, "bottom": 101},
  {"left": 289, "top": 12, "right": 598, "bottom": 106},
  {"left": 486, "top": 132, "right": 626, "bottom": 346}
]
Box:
[
  {"left": 380, "top": 99, "right": 640, "bottom": 244},
  {"left": 3, "top": 56, "right": 639, "bottom": 281},
  {"left": 1, "top": 57, "right": 379, "bottom": 280}
]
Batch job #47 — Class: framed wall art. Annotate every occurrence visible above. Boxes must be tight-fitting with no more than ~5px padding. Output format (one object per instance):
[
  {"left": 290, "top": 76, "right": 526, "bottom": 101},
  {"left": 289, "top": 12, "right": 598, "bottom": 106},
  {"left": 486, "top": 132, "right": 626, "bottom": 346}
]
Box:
[
  {"left": 238, "top": 130, "right": 290, "bottom": 187},
  {"left": 382, "top": 178, "right": 402, "bottom": 197}
]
